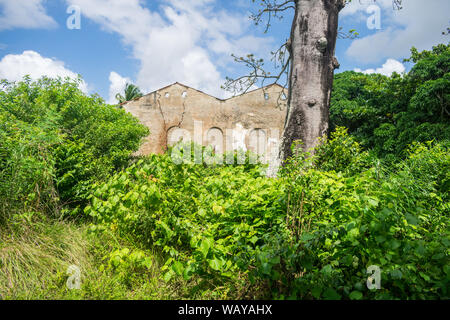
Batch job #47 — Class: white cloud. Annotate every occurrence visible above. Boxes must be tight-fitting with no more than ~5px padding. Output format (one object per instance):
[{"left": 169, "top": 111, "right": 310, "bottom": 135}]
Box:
[
  {"left": 354, "top": 58, "right": 405, "bottom": 76},
  {"left": 108, "top": 71, "right": 131, "bottom": 104},
  {"left": 0, "top": 50, "right": 88, "bottom": 92},
  {"left": 341, "top": 0, "right": 393, "bottom": 17},
  {"left": 343, "top": 0, "right": 450, "bottom": 64},
  {"left": 66, "top": 0, "right": 271, "bottom": 98},
  {"left": 0, "top": 0, "right": 57, "bottom": 31}
]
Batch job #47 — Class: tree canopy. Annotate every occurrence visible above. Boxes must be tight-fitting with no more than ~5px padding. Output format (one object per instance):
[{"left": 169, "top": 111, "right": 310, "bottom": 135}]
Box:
[{"left": 330, "top": 43, "right": 450, "bottom": 159}]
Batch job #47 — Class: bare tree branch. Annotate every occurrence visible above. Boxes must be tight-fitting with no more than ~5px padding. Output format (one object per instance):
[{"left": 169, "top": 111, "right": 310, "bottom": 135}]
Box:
[
  {"left": 224, "top": 0, "right": 400, "bottom": 97},
  {"left": 357, "top": 0, "right": 402, "bottom": 10},
  {"left": 250, "top": 0, "right": 296, "bottom": 33},
  {"left": 221, "top": 46, "right": 290, "bottom": 96}
]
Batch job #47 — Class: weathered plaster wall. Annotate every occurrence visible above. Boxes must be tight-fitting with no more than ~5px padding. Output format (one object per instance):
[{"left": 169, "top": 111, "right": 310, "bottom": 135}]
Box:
[{"left": 123, "top": 82, "right": 287, "bottom": 162}]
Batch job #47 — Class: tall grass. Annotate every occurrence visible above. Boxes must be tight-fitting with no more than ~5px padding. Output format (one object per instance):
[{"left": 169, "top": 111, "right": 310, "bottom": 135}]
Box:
[{"left": 0, "top": 214, "right": 183, "bottom": 299}]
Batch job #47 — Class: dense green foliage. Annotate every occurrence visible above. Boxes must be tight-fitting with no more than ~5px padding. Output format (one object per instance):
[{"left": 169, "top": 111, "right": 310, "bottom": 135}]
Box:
[
  {"left": 85, "top": 151, "right": 284, "bottom": 288},
  {"left": 330, "top": 43, "right": 450, "bottom": 160},
  {"left": 278, "top": 131, "right": 449, "bottom": 299},
  {"left": 0, "top": 76, "right": 148, "bottom": 222},
  {"left": 1, "top": 44, "right": 448, "bottom": 300},
  {"left": 85, "top": 134, "right": 449, "bottom": 299}
]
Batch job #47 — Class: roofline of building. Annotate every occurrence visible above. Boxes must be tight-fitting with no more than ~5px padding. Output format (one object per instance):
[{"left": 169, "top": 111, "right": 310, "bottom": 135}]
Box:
[{"left": 119, "top": 82, "right": 286, "bottom": 106}]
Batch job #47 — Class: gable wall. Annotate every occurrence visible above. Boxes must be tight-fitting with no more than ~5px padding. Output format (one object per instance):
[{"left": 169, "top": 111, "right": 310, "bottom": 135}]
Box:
[{"left": 123, "top": 83, "right": 287, "bottom": 161}]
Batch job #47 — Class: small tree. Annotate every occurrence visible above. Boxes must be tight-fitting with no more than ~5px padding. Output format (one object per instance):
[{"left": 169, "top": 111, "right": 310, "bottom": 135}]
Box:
[{"left": 115, "top": 83, "right": 143, "bottom": 104}]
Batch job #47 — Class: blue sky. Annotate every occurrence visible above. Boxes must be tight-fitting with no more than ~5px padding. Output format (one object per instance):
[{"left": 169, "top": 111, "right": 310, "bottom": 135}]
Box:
[{"left": 0, "top": 0, "right": 448, "bottom": 103}]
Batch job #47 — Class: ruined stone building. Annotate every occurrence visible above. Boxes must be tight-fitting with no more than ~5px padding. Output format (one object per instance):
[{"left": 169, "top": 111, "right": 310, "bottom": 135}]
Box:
[{"left": 122, "top": 82, "right": 287, "bottom": 163}]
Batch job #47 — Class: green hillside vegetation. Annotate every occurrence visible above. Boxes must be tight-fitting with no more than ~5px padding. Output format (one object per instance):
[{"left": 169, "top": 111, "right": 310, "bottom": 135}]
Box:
[{"left": 0, "top": 44, "right": 448, "bottom": 300}]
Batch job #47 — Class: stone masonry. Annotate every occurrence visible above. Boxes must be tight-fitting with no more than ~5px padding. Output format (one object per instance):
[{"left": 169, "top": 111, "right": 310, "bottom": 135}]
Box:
[{"left": 122, "top": 82, "right": 287, "bottom": 163}]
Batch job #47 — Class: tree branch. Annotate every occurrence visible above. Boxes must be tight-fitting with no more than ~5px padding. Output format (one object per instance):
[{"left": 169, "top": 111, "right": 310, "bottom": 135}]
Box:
[
  {"left": 224, "top": 0, "right": 401, "bottom": 96},
  {"left": 222, "top": 39, "right": 291, "bottom": 96},
  {"left": 250, "top": 0, "right": 296, "bottom": 33}
]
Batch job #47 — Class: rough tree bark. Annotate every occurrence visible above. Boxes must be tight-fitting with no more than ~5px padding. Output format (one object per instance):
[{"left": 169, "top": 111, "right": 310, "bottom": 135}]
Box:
[
  {"left": 279, "top": 0, "right": 345, "bottom": 162},
  {"left": 226, "top": 0, "right": 401, "bottom": 176}
]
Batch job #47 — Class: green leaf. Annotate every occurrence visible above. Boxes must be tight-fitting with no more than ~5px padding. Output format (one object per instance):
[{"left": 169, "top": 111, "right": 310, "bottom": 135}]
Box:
[
  {"left": 249, "top": 235, "right": 259, "bottom": 245},
  {"left": 261, "top": 262, "right": 272, "bottom": 275},
  {"left": 199, "top": 238, "right": 212, "bottom": 258},
  {"left": 419, "top": 272, "right": 431, "bottom": 281},
  {"left": 390, "top": 269, "right": 403, "bottom": 280},
  {"left": 209, "top": 258, "right": 223, "bottom": 271},
  {"left": 405, "top": 213, "right": 419, "bottom": 226},
  {"left": 311, "top": 287, "right": 322, "bottom": 299},
  {"left": 389, "top": 240, "right": 401, "bottom": 250},
  {"left": 212, "top": 205, "right": 223, "bottom": 214},
  {"left": 347, "top": 228, "right": 360, "bottom": 239},
  {"left": 163, "top": 270, "right": 174, "bottom": 282},
  {"left": 349, "top": 291, "right": 363, "bottom": 300},
  {"left": 323, "top": 288, "right": 341, "bottom": 300},
  {"left": 172, "top": 261, "right": 184, "bottom": 275}
]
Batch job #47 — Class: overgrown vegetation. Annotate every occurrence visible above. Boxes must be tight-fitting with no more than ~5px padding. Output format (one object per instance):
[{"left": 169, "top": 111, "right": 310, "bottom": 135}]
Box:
[
  {"left": 330, "top": 43, "right": 450, "bottom": 160},
  {"left": 0, "top": 44, "right": 448, "bottom": 300},
  {"left": 0, "top": 76, "right": 148, "bottom": 222}
]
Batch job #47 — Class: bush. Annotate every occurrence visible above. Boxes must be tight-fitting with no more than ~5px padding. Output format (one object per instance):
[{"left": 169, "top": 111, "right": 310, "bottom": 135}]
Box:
[
  {"left": 0, "top": 76, "right": 148, "bottom": 222},
  {"left": 85, "top": 151, "right": 285, "bottom": 295},
  {"left": 314, "top": 127, "right": 377, "bottom": 176},
  {"left": 0, "top": 107, "right": 60, "bottom": 222},
  {"left": 86, "top": 129, "right": 449, "bottom": 299},
  {"left": 270, "top": 138, "right": 449, "bottom": 299}
]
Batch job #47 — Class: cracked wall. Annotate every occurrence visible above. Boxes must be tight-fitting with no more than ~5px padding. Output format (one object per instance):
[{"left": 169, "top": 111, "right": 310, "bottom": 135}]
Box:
[{"left": 123, "top": 82, "right": 287, "bottom": 162}]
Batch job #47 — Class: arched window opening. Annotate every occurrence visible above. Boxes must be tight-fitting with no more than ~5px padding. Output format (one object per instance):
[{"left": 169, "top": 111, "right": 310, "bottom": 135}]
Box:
[
  {"left": 167, "top": 126, "right": 191, "bottom": 146},
  {"left": 248, "top": 128, "right": 267, "bottom": 163},
  {"left": 205, "top": 127, "right": 224, "bottom": 154}
]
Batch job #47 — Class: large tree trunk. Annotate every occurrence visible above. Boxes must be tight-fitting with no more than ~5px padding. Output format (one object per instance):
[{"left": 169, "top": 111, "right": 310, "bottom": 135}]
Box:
[{"left": 277, "top": 0, "right": 344, "bottom": 165}]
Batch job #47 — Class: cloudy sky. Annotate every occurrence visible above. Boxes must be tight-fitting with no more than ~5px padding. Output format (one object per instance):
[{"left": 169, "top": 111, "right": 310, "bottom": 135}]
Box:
[{"left": 0, "top": 0, "right": 448, "bottom": 103}]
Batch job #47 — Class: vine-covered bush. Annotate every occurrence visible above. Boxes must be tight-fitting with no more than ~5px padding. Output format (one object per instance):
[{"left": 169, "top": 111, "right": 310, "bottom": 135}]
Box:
[
  {"left": 85, "top": 151, "right": 286, "bottom": 286},
  {"left": 270, "top": 138, "right": 449, "bottom": 299},
  {"left": 86, "top": 133, "right": 449, "bottom": 299}
]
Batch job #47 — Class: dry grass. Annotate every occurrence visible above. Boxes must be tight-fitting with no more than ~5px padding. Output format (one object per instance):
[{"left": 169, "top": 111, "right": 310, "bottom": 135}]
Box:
[
  {"left": 1, "top": 216, "right": 88, "bottom": 298},
  {"left": 0, "top": 214, "right": 249, "bottom": 300},
  {"left": 0, "top": 215, "right": 171, "bottom": 299}
]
